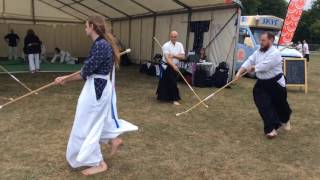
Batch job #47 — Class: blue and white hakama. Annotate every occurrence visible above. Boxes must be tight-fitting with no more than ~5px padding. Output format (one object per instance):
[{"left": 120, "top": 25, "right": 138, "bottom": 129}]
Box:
[{"left": 66, "top": 37, "right": 138, "bottom": 168}]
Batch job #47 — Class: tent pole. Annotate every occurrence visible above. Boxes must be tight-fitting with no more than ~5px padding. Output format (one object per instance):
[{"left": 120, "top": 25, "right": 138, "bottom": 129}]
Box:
[
  {"left": 112, "top": 4, "right": 238, "bottom": 22},
  {"left": 139, "top": 19, "right": 142, "bottom": 64},
  {"left": 55, "top": 0, "right": 90, "bottom": 18},
  {"left": 186, "top": 11, "right": 192, "bottom": 52},
  {"left": 204, "top": 11, "right": 238, "bottom": 49},
  {"left": 2, "top": 0, "right": 5, "bottom": 16},
  {"left": 129, "top": 19, "right": 132, "bottom": 50},
  {"left": 38, "top": 0, "right": 85, "bottom": 22},
  {"left": 151, "top": 15, "right": 156, "bottom": 61},
  {"left": 130, "top": 0, "right": 156, "bottom": 14},
  {"left": 230, "top": 8, "right": 241, "bottom": 80},
  {"left": 0, "top": 17, "right": 83, "bottom": 24},
  {"left": 70, "top": 0, "right": 110, "bottom": 20},
  {"left": 97, "top": 0, "right": 131, "bottom": 18},
  {"left": 31, "top": 0, "right": 36, "bottom": 24}
]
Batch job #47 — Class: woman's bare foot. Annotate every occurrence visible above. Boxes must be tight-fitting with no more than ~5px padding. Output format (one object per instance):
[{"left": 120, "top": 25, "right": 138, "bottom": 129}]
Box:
[
  {"left": 81, "top": 161, "right": 108, "bottom": 176},
  {"left": 109, "top": 138, "right": 123, "bottom": 158}
]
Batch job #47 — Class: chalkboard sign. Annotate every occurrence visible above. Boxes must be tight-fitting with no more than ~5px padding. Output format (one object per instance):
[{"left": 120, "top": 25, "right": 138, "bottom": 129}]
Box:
[{"left": 284, "top": 58, "right": 308, "bottom": 93}]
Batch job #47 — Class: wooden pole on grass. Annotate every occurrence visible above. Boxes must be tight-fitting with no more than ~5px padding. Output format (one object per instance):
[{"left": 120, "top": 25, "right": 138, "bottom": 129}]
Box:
[
  {"left": 176, "top": 44, "right": 292, "bottom": 116},
  {"left": 0, "top": 49, "right": 132, "bottom": 109},
  {"left": 0, "top": 65, "right": 37, "bottom": 94},
  {"left": 176, "top": 71, "right": 248, "bottom": 116}
]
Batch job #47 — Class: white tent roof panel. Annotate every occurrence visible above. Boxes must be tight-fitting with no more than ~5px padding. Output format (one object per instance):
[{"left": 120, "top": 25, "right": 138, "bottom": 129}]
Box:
[
  {"left": 5, "top": 0, "right": 32, "bottom": 16},
  {"left": 81, "top": 0, "right": 124, "bottom": 18},
  {"left": 58, "top": 0, "right": 74, "bottom": 5},
  {"left": 100, "top": 0, "right": 148, "bottom": 16},
  {"left": 70, "top": 3, "right": 101, "bottom": 16},
  {"left": 180, "top": 0, "right": 230, "bottom": 7},
  {"left": 134, "top": 0, "right": 184, "bottom": 12},
  {"left": 41, "top": 0, "right": 64, "bottom": 8},
  {"left": 60, "top": 6, "right": 88, "bottom": 20},
  {"left": 0, "top": 0, "right": 3, "bottom": 13},
  {"left": 35, "top": 0, "right": 80, "bottom": 21},
  {"left": 0, "top": 0, "right": 240, "bottom": 23}
]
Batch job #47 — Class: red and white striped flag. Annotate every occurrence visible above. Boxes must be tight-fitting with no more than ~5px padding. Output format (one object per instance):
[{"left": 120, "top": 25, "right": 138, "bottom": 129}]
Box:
[{"left": 279, "top": 0, "right": 306, "bottom": 45}]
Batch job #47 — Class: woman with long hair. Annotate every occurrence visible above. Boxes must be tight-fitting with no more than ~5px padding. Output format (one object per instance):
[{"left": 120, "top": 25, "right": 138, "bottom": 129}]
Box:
[
  {"left": 24, "top": 29, "right": 41, "bottom": 73},
  {"left": 54, "top": 16, "right": 138, "bottom": 176}
]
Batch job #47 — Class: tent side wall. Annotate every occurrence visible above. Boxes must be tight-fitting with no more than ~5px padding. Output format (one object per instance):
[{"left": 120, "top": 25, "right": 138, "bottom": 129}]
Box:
[
  {"left": 0, "top": 23, "right": 91, "bottom": 58},
  {"left": 112, "top": 7, "right": 240, "bottom": 77}
]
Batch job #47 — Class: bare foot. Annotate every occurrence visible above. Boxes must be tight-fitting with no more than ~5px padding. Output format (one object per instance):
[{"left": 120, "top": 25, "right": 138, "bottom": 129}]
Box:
[
  {"left": 173, "top": 101, "right": 181, "bottom": 106},
  {"left": 81, "top": 161, "right": 108, "bottom": 176},
  {"left": 109, "top": 138, "right": 123, "bottom": 158},
  {"left": 266, "top": 129, "right": 278, "bottom": 139},
  {"left": 282, "top": 121, "right": 291, "bottom": 131}
]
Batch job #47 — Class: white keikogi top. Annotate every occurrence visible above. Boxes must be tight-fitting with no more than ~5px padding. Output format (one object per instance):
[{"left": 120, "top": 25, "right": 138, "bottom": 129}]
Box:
[
  {"left": 162, "top": 41, "right": 185, "bottom": 65},
  {"left": 303, "top": 43, "right": 310, "bottom": 55},
  {"left": 241, "top": 46, "right": 286, "bottom": 87},
  {"left": 296, "top": 44, "right": 303, "bottom": 54}
]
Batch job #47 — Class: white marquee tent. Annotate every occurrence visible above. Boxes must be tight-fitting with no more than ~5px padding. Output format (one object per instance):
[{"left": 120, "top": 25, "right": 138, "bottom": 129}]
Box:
[{"left": 0, "top": 0, "right": 242, "bottom": 75}]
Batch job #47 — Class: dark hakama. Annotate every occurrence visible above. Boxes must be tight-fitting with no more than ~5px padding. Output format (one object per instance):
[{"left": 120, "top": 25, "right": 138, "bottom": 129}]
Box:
[
  {"left": 253, "top": 74, "right": 292, "bottom": 134},
  {"left": 156, "top": 65, "right": 181, "bottom": 101}
]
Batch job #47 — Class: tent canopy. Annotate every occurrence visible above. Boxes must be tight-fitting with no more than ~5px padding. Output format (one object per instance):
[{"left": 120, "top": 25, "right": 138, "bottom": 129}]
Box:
[
  {"left": 0, "top": 0, "right": 241, "bottom": 23},
  {"left": 0, "top": 0, "right": 241, "bottom": 79}
]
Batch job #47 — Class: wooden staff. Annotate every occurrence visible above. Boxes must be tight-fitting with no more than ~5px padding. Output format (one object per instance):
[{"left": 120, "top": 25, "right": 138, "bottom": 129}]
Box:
[
  {"left": 0, "top": 49, "right": 132, "bottom": 109},
  {"left": 176, "top": 71, "right": 248, "bottom": 116},
  {"left": 175, "top": 43, "right": 292, "bottom": 116},
  {"left": 0, "top": 65, "right": 37, "bottom": 94},
  {"left": 153, "top": 37, "right": 209, "bottom": 108}
]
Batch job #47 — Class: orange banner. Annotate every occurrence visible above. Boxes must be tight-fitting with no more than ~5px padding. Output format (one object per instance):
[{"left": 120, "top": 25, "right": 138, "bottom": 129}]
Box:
[{"left": 279, "top": 0, "right": 306, "bottom": 45}]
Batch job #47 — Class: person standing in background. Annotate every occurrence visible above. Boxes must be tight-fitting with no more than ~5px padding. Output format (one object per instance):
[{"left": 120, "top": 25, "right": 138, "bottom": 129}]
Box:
[
  {"left": 199, "top": 48, "right": 207, "bottom": 63},
  {"left": 24, "top": 29, "right": 41, "bottom": 73},
  {"left": 4, "top": 29, "right": 20, "bottom": 60},
  {"left": 296, "top": 41, "right": 303, "bottom": 55},
  {"left": 156, "top": 31, "right": 185, "bottom": 106},
  {"left": 303, "top": 40, "right": 310, "bottom": 62}
]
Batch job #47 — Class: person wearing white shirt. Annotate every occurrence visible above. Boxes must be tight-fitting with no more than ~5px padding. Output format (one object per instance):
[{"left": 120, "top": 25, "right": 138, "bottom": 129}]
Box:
[
  {"left": 236, "top": 32, "right": 292, "bottom": 139},
  {"left": 296, "top": 41, "right": 303, "bottom": 55},
  {"left": 51, "top": 47, "right": 78, "bottom": 64},
  {"left": 303, "top": 40, "right": 310, "bottom": 62},
  {"left": 156, "top": 31, "right": 185, "bottom": 106},
  {"left": 40, "top": 43, "right": 47, "bottom": 63}
]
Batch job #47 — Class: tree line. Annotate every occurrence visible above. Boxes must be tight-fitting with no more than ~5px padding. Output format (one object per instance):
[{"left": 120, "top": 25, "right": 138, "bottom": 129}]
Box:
[{"left": 241, "top": 0, "right": 320, "bottom": 44}]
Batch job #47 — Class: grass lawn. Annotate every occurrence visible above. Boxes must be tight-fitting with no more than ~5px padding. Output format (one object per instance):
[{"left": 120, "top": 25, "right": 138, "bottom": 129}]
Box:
[{"left": 0, "top": 55, "right": 319, "bottom": 180}]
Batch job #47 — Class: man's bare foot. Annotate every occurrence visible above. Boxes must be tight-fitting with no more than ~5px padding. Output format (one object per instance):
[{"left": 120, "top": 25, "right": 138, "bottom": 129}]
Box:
[
  {"left": 266, "top": 129, "right": 278, "bottom": 139},
  {"left": 282, "top": 121, "right": 291, "bottom": 131},
  {"left": 81, "top": 161, "right": 108, "bottom": 176},
  {"left": 173, "top": 101, "right": 181, "bottom": 106},
  {"left": 109, "top": 138, "right": 123, "bottom": 158}
]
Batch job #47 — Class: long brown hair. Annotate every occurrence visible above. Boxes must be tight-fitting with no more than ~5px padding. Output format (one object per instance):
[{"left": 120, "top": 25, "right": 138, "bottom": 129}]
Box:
[{"left": 87, "top": 16, "right": 120, "bottom": 67}]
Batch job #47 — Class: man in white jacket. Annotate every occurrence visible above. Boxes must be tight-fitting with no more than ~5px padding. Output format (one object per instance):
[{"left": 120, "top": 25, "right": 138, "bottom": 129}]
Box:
[{"left": 236, "top": 32, "right": 292, "bottom": 139}]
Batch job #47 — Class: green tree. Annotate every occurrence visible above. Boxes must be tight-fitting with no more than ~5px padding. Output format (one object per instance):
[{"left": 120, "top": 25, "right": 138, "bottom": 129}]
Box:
[
  {"left": 257, "top": 0, "right": 288, "bottom": 18},
  {"left": 240, "top": 0, "right": 320, "bottom": 44},
  {"left": 294, "top": 0, "right": 320, "bottom": 43},
  {"left": 240, "top": 0, "right": 288, "bottom": 18},
  {"left": 309, "top": 0, "right": 320, "bottom": 19},
  {"left": 240, "top": 0, "right": 261, "bottom": 15},
  {"left": 310, "top": 20, "right": 320, "bottom": 42}
]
